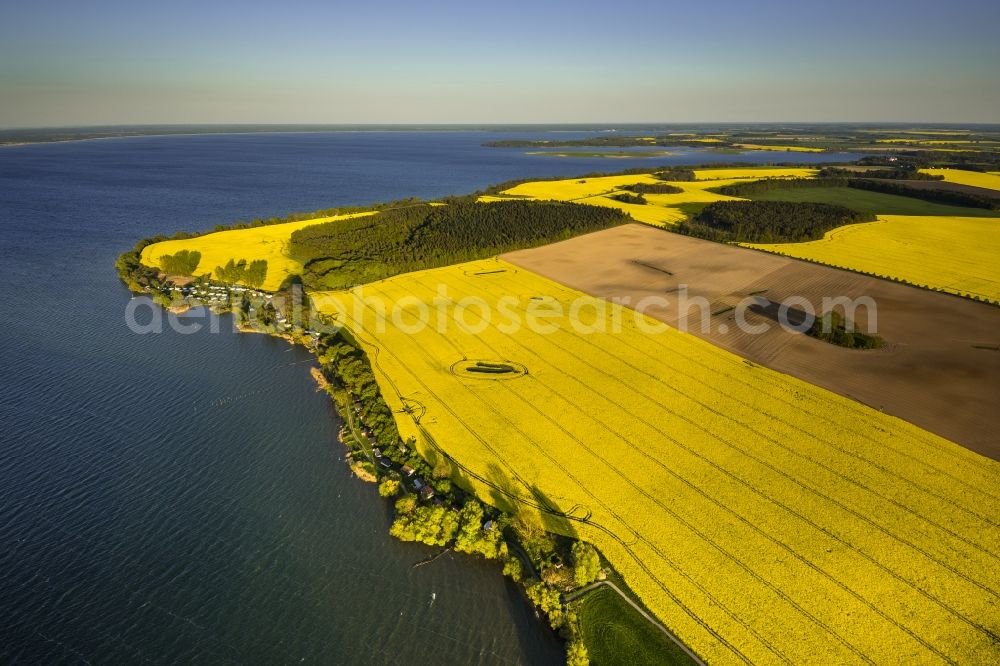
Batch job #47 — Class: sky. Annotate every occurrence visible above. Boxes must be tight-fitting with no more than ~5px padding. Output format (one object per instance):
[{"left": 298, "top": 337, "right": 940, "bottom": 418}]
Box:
[{"left": 1, "top": 0, "right": 998, "bottom": 127}]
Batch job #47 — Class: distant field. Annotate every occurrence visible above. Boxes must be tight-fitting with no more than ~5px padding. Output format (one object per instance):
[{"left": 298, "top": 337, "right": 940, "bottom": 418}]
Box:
[
  {"left": 577, "top": 587, "right": 694, "bottom": 666},
  {"left": 921, "top": 168, "right": 1000, "bottom": 191},
  {"left": 878, "top": 139, "right": 981, "bottom": 145},
  {"left": 526, "top": 150, "right": 675, "bottom": 158},
  {"left": 314, "top": 258, "right": 1000, "bottom": 665},
  {"left": 140, "top": 212, "right": 375, "bottom": 290},
  {"left": 732, "top": 143, "right": 824, "bottom": 152},
  {"left": 692, "top": 167, "right": 818, "bottom": 180},
  {"left": 496, "top": 174, "right": 720, "bottom": 226},
  {"left": 746, "top": 215, "right": 1000, "bottom": 301},
  {"left": 750, "top": 186, "right": 1000, "bottom": 217},
  {"left": 493, "top": 169, "right": 818, "bottom": 227}
]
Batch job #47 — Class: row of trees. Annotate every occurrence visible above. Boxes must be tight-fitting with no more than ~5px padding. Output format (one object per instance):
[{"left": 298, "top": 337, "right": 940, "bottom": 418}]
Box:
[
  {"left": 319, "top": 332, "right": 400, "bottom": 449},
  {"left": 626, "top": 182, "right": 684, "bottom": 193},
  {"left": 849, "top": 178, "right": 999, "bottom": 210},
  {"left": 316, "top": 329, "right": 608, "bottom": 664},
  {"left": 291, "top": 200, "right": 631, "bottom": 290},
  {"left": 857, "top": 151, "right": 1000, "bottom": 171},
  {"left": 213, "top": 258, "right": 267, "bottom": 287},
  {"left": 817, "top": 167, "right": 942, "bottom": 181},
  {"left": 680, "top": 200, "right": 876, "bottom": 243},
  {"left": 710, "top": 177, "right": 852, "bottom": 197}
]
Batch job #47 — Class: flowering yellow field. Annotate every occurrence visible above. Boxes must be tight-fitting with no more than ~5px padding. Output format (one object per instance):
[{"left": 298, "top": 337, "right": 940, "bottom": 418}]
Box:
[
  {"left": 313, "top": 259, "right": 1000, "bottom": 665},
  {"left": 732, "top": 143, "right": 825, "bottom": 152},
  {"left": 499, "top": 174, "right": 665, "bottom": 201},
  {"left": 920, "top": 168, "right": 1000, "bottom": 192},
  {"left": 140, "top": 212, "right": 376, "bottom": 290},
  {"left": 746, "top": 215, "right": 1000, "bottom": 301},
  {"left": 692, "top": 166, "right": 818, "bottom": 180},
  {"left": 492, "top": 169, "right": 818, "bottom": 227}
]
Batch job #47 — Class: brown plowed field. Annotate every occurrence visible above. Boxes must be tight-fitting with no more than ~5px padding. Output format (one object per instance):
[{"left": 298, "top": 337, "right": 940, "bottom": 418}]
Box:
[{"left": 504, "top": 224, "right": 1000, "bottom": 458}]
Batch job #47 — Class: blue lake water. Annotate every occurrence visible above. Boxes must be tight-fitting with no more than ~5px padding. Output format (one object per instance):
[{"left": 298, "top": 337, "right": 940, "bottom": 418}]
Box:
[{"left": 0, "top": 131, "right": 857, "bottom": 664}]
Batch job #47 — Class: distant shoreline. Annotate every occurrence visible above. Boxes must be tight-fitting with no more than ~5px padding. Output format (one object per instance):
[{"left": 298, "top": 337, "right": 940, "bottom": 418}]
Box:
[
  {"left": 0, "top": 128, "right": 466, "bottom": 149},
  {"left": 5, "top": 122, "right": 1000, "bottom": 149}
]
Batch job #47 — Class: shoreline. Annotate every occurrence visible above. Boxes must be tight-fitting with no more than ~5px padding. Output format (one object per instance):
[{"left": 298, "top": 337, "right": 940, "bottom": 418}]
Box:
[{"left": 119, "top": 276, "right": 686, "bottom": 665}]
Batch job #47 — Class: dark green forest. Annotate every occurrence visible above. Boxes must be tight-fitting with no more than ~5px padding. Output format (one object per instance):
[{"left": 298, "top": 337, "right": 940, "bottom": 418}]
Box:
[
  {"left": 848, "top": 178, "right": 999, "bottom": 209},
  {"left": 290, "top": 200, "right": 630, "bottom": 290},
  {"left": 679, "top": 200, "right": 876, "bottom": 243},
  {"left": 712, "top": 176, "right": 999, "bottom": 209},
  {"left": 817, "top": 167, "right": 942, "bottom": 180},
  {"left": 625, "top": 182, "right": 684, "bottom": 194},
  {"left": 611, "top": 192, "right": 647, "bottom": 205}
]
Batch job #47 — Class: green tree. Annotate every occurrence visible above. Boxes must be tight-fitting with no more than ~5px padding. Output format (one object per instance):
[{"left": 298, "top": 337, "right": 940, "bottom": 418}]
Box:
[
  {"left": 566, "top": 638, "right": 590, "bottom": 666},
  {"left": 525, "top": 581, "right": 565, "bottom": 629},
  {"left": 572, "top": 542, "right": 601, "bottom": 587},
  {"left": 502, "top": 555, "right": 523, "bottom": 582},
  {"left": 389, "top": 505, "right": 459, "bottom": 547},
  {"left": 453, "top": 500, "right": 504, "bottom": 559},
  {"left": 395, "top": 495, "right": 417, "bottom": 514}
]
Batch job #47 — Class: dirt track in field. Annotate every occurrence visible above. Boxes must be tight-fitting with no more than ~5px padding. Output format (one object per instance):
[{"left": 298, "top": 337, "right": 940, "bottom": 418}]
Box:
[{"left": 503, "top": 224, "right": 1000, "bottom": 459}]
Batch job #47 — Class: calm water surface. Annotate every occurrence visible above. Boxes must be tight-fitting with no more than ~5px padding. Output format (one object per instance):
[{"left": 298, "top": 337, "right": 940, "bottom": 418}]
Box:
[{"left": 0, "top": 132, "right": 856, "bottom": 664}]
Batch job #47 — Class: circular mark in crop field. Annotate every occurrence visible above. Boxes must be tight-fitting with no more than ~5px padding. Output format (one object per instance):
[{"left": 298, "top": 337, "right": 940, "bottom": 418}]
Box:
[
  {"left": 450, "top": 359, "right": 529, "bottom": 380},
  {"left": 463, "top": 266, "right": 518, "bottom": 277}
]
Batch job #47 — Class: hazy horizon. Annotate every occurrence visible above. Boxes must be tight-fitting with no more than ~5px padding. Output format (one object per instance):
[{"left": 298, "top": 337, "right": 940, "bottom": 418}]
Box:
[
  {"left": 2, "top": 0, "right": 999, "bottom": 127},
  {"left": 5, "top": 121, "right": 1000, "bottom": 132}
]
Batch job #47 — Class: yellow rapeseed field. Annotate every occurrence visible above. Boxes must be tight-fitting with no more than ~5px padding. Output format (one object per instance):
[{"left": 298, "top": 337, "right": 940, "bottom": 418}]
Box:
[
  {"left": 878, "top": 140, "right": 996, "bottom": 147},
  {"left": 732, "top": 144, "right": 825, "bottom": 152},
  {"left": 313, "top": 259, "right": 1000, "bottom": 665},
  {"left": 746, "top": 215, "right": 1000, "bottom": 301},
  {"left": 140, "top": 212, "right": 376, "bottom": 291},
  {"left": 692, "top": 166, "right": 818, "bottom": 180},
  {"left": 565, "top": 195, "right": 686, "bottom": 226},
  {"left": 920, "top": 168, "right": 1000, "bottom": 192},
  {"left": 493, "top": 170, "right": 817, "bottom": 227},
  {"left": 499, "top": 174, "right": 665, "bottom": 201}
]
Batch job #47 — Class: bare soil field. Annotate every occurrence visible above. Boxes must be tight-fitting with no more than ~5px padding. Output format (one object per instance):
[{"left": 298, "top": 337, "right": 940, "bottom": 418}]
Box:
[{"left": 504, "top": 224, "right": 1000, "bottom": 459}]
